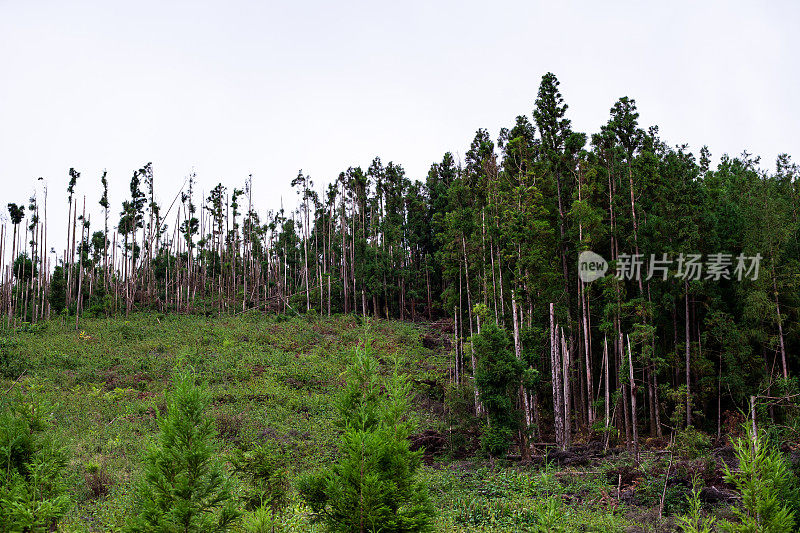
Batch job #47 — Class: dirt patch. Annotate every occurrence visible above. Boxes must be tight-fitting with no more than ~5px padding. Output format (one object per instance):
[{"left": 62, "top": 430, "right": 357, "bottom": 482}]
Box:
[
  {"left": 246, "top": 393, "right": 273, "bottom": 402},
  {"left": 422, "top": 334, "right": 440, "bottom": 350},
  {"left": 216, "top": 412, "right": 245, "bottom": 442},
  {"left": 85, "top": 468, "right": 113, "bottom": 500},
  {"left": 101, "top": 367, "right": 153, "bottom": 390},
  {"left": 214, "top": 393, "right": 237, "bottom": 404},
  {"left": 284, "top": 376, "right": 325, "bottom": 390}
]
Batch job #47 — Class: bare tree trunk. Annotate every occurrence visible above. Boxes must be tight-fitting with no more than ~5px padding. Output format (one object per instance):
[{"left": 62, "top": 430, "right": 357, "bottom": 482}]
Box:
[
  {"left": 512, "top": 291, "right": 531, "bottom": 460},
  {"left": 603, "top": 335, "right": 610, "bottom": 450},
  {"left": 618, "top": 320, "right": 631, "bottom": 449},
  {"left": 550, "top": 303, "right": 564, "bottom": 449},
  {"left": 627, "top": 334, "right": 639, "bottom": 462},
  {"left": 75, "top": 198, "right": 86, "bottom": 329},
  {"left": 453, "top": 305, "right": 460, "bottom": 385},
  {"left": 772, "top": 273, "right": 788, "bottom": 379},
  {"left": 685, "top": 279, "right": 692, "bottom": 427},
  {"left": 580, "top": 279, "right": 593, "bottom": 427},
  {"left": 462, "top": 237, "right": 478, "bottom": 405},
  {"left": 561, "top": 327, "right": 571, "bottom": 449},
  {"left": 66, "top": 198, "right": 73, "bottom": 308}
]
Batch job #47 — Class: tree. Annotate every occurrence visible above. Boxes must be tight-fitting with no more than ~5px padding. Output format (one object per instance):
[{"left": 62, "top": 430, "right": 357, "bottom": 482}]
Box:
[
  {"left": 129, "top": 371, "right": 238, "bottom": 532},
  {"left": 721, "top": 427, "right": 799, "bottom": 532},
  {"left": 473, "top": 322, "right": 524, "bottom": 458},
  {"left": 99, "top": 170, "right": 110, "bottom": 283},
  {"left": 3, "top": 71, "right": 799, "bottom": 465},
  {"left": 298, "top": 337, "right": 434, "bottom": 532},
  {"left": 66, "top": 168, "right": 80, "bottom": 308},
  {"left": 0, "top": 386, "right": 70, "bottom": 531},
  {"left": 6, "top": 203, "right": 25, "bottom": 272}
]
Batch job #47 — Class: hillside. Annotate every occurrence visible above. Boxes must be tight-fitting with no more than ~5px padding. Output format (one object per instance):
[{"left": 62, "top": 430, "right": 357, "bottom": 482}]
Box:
[{"left": 4, "top": 313, "right": 792, "bottom": 531}]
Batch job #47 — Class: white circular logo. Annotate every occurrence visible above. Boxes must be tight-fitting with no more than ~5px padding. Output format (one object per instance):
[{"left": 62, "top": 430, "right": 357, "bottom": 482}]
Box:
[{"left": 578, "top": 251, "right": 608, "bottom": 283}]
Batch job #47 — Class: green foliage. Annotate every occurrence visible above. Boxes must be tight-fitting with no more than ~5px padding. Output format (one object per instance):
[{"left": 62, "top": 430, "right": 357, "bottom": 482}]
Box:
[
  {"left": 118, "top": 320, "right": 143, "bottom": 341},
  {"left": 240, "top": 502, "right": 315, "bottom": 532},
  {"left": 443, "top": 382, "right": 480, "bottom": 458},
  {"left": 241, "top": 505, "right": 284, "bottom": 533},
  {"left": 473, "top": 323, "right": 523, "bottom": 458},
  {"left": 231, "top": 441, "right": 290, "bottom": 512},
  {"left": 298, "top": 337, "right": 434, "bottom": 532},
  {"left": 533, "top": 496, "right": 565, "bottom": 532},
  {"left": 763, "top": 377, "right": 800, "bottom": 444},
  {"left": 451, "top": 494, "right": 551, "bottom": 530},
  {"left": 12, "top": 253, "right": 38, "bottom": 283},
  {"left": 677, "top": 477, "right": 716, "bottom": 533},
  {"left": 634, "top": 465, "right": 688, "bottom": 515},
  {"left": 0, "top": 336, "right": 24, "bottom": 379},
  {"left": 2, "top": 312, "right": 777, "bottom": 530},
  {"left": 441, "top": 467, "right": 570, "bottom": 530},
  {"left": 721, "top": 426, "right": 799, "bottom": 532},
  {"left": 128, "top": 371, "right": 239, "bottom": 532},
  {"left": 0, "top": 384, "right": 71, "bottom": 531},
  {"left": 671, "top": 426, "right": 711, "bottom": 460}
]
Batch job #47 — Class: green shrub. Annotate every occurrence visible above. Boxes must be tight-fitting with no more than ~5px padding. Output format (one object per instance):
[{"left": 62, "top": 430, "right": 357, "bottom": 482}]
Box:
[
  {"left": 13, "top": 322, "right": 46, "bottom": 334},
  {"left": 0, "top": 385, "right": 71, "bottom": 531},
  {"left": 533, "top": 496, "right": 564, "bottom": 532},
  {"left": 473, "top": 323, "right": 524, "bottom": 458},
  {"left": 84, "top": 460, "right": 113, "bottom": 500},
  {"left": 242, "top": 505, "right": 283, "bottom": 533},
  {"left": 128, "top": 371, "right": 239, "bottom": 532},
  {"left": 636, "top": 468, "right": 687, "bottom": 515},
  {"left": 118, "top": 320, "right": 143, "bottom": 341},
  {"left": 298, "top": 338, "right": 434, "bottom": 532},
  {"left": 720, "top": 426, "right": 799, "bottom": 532},
  {"left": 443, "top": 382, "right": 480, "bottom": 458},
  {"left": 231, "top": 441, "right": 290, "bottom": 512},
  {"left": 0, "top": 337, "right": 24, "bottom": 379},
  {"left": 677, "top": 476, "right": 716, "bottom": 533},
  {"left": 241, "top": 502, "right": 313, "bottom": 533},
  {"left": 671, "top": 426, "right": 711, "bottom": 460}
]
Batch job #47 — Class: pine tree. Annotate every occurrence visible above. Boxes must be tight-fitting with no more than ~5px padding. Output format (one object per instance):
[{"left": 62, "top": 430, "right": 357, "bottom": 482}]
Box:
[
  {"left": 721, "top": 426, "right": 799, "bottom": 532},
  {"left": 129, "top": 371, "right": 238, "bottom": 532},
  {"left": 298, "top": 337, "right": 434, "bottom": 532},
  {"left": 0, "top": 386, "right": 70, "bottom": 531}
]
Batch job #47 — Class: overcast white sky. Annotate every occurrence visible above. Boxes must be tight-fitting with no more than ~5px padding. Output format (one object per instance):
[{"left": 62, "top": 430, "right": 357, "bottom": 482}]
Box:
[{"left": 1, "top": 0, "right": 798, "bottom": 257}]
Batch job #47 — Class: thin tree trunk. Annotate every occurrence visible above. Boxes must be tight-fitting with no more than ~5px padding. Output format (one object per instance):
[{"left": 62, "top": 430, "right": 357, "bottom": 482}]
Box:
[
  {"left": 772, "top": 273, "right": 788, "bottom": 379},
  {"left": 512, "top": 291, "right": 531, "bottom": 460},
  {"left": 561, "top": 327, "right": 571, "bottom": 449},
  {"left": 627, "top": 334, "right": 639, "bottom": 462},
  {"left": 685, "top": 279, "right": 692, "bottom": 427},
  {"left": 550, "top": 303, "right": 564, "bottom": 449},
  {"left": 603, "top": 335, "right": 610, "bottom": 450}
]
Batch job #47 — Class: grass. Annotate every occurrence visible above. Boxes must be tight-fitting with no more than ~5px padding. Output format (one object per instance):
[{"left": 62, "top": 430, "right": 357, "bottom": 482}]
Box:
[{"left": 2, "top": 312, "right": 691, "bottom": 531}]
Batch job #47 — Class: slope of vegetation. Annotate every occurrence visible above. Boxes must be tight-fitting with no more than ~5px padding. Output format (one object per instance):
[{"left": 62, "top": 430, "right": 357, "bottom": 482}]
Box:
[
  {"left": 0, "top": 314, "right": 691, "bottom": 531},
  {"left": 3, "top": 313, "right": 797, "bottom": 531}
]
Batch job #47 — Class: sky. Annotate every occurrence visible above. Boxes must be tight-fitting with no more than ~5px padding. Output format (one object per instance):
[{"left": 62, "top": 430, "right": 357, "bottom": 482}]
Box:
[{"left": 0, "top": 0, "right": 798, "bottom": 258}]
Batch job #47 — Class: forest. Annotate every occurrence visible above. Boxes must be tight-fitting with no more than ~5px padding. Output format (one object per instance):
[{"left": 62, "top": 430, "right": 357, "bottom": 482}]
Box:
[{"left": 1, "top": 72, "right": 799, "bottom": 531}]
